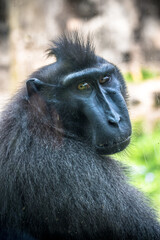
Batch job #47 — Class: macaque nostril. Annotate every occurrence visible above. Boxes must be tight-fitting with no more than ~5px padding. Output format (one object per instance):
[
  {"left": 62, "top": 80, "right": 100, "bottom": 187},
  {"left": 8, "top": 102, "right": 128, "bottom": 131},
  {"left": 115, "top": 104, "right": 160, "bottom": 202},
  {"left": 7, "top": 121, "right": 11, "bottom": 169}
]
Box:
[{"left": 108, "top": 116, "right": 120, "bottom": 125}]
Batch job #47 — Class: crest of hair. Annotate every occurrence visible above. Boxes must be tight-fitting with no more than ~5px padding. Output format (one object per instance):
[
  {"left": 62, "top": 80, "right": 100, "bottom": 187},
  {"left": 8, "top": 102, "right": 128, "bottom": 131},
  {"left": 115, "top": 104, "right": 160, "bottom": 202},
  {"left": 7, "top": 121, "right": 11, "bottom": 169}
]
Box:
[{"left": 47, "top": 31, "right": 96, "bottom": 69}]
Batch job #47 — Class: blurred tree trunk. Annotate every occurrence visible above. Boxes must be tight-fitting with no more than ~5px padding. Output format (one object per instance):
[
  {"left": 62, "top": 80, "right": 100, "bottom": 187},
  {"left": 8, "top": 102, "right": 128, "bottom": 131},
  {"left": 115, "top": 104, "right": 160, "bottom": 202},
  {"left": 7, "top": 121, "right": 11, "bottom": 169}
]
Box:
[{"left": 8, "top": 0, "right": 20, "bottom": 93}]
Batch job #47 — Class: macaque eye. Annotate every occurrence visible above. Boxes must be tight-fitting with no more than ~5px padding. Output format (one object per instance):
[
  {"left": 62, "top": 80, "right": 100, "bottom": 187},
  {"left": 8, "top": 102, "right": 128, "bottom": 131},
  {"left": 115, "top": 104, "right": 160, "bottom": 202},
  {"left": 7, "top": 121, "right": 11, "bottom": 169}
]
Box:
[
  {"left": 78, "top": 82, "right": 91, "bottom": 90},
  {"left": 99, "top": 76, "right": 111, "bottom": 84}
]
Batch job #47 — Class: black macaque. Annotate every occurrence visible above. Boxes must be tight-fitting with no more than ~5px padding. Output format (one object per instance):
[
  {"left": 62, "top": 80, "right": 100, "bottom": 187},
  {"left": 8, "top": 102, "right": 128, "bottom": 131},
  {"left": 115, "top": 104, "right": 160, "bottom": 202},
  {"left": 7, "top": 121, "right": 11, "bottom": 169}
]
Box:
[{"left": 0, "top": 32, "right": 160, "bottom": 240}]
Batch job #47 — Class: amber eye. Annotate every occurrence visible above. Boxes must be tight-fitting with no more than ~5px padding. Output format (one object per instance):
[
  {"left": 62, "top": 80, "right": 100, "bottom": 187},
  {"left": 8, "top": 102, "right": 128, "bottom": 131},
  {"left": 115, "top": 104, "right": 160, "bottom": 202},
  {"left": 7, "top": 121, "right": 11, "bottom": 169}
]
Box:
[
  {"left": 78, "top": 83, "right": 90, "bottom": 90},
  {"left": 99, "top": 76, "right": 110, "bottom": 84}
]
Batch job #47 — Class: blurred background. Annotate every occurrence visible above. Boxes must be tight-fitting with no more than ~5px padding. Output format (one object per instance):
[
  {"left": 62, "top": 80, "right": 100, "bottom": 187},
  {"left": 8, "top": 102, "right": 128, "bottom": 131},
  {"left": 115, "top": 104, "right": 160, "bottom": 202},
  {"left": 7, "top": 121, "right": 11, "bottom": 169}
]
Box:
[{"left": 0, "top": 0, "right": 160, "bottom": 215}]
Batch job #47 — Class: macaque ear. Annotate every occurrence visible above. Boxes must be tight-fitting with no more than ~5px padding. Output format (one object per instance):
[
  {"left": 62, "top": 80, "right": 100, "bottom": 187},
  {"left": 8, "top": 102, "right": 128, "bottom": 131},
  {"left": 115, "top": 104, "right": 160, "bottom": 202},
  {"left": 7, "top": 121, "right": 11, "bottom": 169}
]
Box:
[{"left": 26, "top": 78, "right": 45, "bottom": 97}]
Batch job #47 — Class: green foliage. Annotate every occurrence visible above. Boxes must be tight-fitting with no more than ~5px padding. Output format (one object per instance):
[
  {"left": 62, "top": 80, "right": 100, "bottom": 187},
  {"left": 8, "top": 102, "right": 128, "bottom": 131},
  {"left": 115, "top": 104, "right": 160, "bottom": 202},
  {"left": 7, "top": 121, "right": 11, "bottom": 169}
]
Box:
[
  {"left": 124, "top": 72, "right": 134, "bottom": 82},
  {"left": 124, "top": 69, "right": 160, "bottom": 83},
  {"left": 116, "top": 121, "right": 160, "bottom": 217},
  {"left": 141, "top": 68, "right": 159, "bottom": 80}
]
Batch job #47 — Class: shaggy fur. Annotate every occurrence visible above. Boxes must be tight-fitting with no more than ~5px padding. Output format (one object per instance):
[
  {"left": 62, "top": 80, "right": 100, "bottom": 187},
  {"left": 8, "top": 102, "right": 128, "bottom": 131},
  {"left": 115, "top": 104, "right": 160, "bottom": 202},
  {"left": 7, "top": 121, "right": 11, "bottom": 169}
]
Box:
[
  {"left": 0, "top": 32, "right": 160, "bottom": 240},
  {"left": 47, "top": 32, "right": 96, "bottom": 69}
]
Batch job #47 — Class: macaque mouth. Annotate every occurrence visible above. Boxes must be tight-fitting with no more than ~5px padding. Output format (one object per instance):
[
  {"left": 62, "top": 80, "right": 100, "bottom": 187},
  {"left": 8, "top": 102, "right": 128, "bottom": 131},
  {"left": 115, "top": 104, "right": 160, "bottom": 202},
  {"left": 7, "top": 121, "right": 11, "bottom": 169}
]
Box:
[{"left": 96, "top": 136, "right": 131, "bottom": 155}]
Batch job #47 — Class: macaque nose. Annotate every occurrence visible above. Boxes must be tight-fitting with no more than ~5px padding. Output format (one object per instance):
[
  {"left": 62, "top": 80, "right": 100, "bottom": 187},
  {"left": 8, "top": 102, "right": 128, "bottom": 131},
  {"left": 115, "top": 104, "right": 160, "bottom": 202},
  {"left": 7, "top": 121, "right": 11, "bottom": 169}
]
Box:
[{"left": 108, "top": 115, "right": 120, "bottom": 126}]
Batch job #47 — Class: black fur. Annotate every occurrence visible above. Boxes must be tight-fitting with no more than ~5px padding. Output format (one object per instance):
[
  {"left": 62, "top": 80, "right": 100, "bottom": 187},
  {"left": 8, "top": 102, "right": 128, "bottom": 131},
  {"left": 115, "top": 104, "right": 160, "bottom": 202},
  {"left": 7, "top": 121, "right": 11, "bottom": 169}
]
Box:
[
  {"left": 47, "top": 32, "right": 96, "bottom": 69},
  {"left": 0, "top": 32, "right": 160, "bottom": 240}
]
